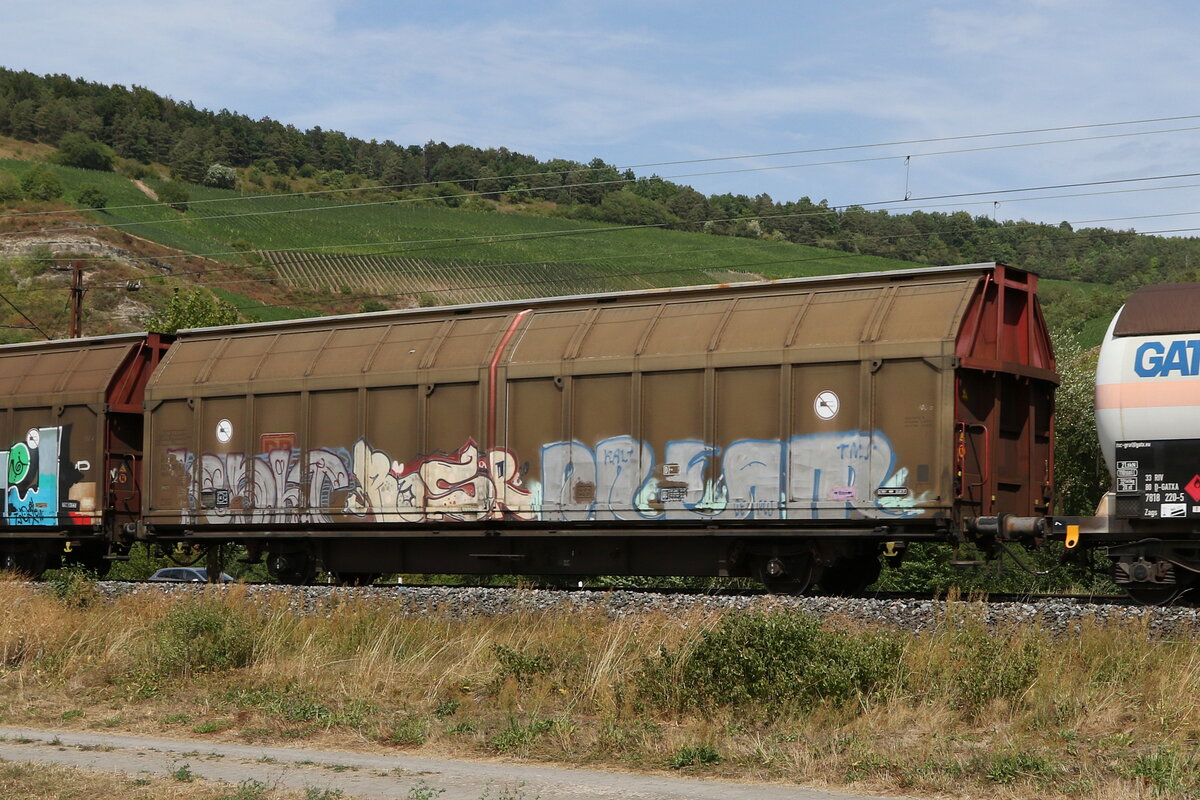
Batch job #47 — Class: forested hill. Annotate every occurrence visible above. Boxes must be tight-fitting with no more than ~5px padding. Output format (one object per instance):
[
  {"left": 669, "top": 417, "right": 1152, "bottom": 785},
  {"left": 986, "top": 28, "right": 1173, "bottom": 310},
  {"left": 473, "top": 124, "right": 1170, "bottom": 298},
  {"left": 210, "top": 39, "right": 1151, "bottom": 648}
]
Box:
[{"left": 1, "top": 66, "right": 1198, "bottom": 317}]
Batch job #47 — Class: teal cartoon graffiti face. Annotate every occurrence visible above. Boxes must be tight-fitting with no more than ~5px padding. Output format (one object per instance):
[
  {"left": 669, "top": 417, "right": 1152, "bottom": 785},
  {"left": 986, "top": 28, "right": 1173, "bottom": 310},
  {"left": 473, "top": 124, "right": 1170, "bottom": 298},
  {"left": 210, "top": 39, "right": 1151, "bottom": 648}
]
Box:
[{"left": 7, "top": 442, "right": 29, "bottom": 485}]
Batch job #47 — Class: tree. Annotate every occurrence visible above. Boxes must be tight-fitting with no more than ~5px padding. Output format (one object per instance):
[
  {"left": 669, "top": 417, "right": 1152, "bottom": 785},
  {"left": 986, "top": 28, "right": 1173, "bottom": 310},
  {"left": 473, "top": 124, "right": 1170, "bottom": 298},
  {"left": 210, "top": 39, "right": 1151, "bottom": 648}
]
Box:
[
  {"left": 202, "top": 163, "right": 237, "bottom": 189},
  {"left": 157, "top": 182, "right": 189, "bottom": 211},
  {"left": 51, "top": 132, "right": 115, "bottom": 171},
  {"left": 147, "top": 288, "right": 238, "bottom": 333},
  {"left": 167, "top": 129, "right": 209, "bottom": 183},
  {"left": 591, "top": 189, "right": 677, "bottom": 226},
  {"left": 74, "top": 184, "right": 108, "bottom": 211},
  {"left": 1052, "top": 331, "right": 1109, "bottom": 514},
  {"left": 19, "top": 164, "right": 63, "bottom": 201}
]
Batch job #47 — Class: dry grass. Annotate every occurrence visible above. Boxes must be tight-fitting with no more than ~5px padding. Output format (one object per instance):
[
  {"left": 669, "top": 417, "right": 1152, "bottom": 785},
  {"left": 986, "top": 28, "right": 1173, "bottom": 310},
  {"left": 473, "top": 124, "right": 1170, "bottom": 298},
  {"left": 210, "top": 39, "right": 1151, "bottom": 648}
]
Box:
[
  {"left": 2, "top": 578, "right": 1200, "bottom": 799},
  {"left": 0, "top": 135, "right": 55, "bottom": 161},
  {"left": 0, "top": 759, "right": 303, "bottom": 800}
]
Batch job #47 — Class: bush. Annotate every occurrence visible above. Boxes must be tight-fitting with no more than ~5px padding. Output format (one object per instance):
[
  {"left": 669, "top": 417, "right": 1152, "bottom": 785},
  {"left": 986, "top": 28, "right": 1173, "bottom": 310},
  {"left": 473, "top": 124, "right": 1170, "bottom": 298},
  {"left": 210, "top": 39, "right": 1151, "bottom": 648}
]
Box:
[
  {"left": 492, "top": 643, "right": 553, "bottom": 686},
  {"left": 636, "top": 612, "right": 900, "bottom": 714},
  {"left": 202, "top": 163, "right": 237, "bottom": 189},
  {"left": 20, "top": 165, "right": 63, "bottom": 201},
  {"left": 74, "top": 185, "right": 108, "bottom": 211},
  {"left": 44, "top": 566, "right": 100, "bottom": 608},
  {"left": 157, "top": 182, "right": 189, "bottom": 211},
  {"left": 15, "top": 244, "right": 56, "bottom": 279},
  {"left": 152, "top": 599, "right": 255, "bottom": 678},
  {"left": 147, "top": 287, "right": 239, "bottom": 334},
  {"left": 52, "top": 133, "right": 115, "bottom": 171},
  {"left": 0, "top": 171, "right": 20, "bottom": 203},
  {"left": 117, "top": 159, "right": 156, "bottom": 180}
]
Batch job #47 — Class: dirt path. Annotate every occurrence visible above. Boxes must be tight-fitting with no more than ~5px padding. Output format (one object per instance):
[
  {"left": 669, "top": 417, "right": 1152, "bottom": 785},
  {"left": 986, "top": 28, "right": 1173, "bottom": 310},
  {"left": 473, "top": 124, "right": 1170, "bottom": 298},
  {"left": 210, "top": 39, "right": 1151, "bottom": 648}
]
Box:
[
  {"left": 132, "top": 178, "right": 158, "bottom": 200},
  {"left": 0, "top": 726, "right": 906, "bottom": 800}
]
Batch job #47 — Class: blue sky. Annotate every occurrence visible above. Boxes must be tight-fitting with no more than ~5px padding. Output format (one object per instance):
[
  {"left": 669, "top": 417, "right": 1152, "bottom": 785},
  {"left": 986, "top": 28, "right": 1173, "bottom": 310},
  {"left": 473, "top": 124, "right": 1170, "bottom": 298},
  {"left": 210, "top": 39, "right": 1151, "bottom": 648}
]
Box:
[{"left": 3, "top": 0, "right": 1200, "bottom": 231}]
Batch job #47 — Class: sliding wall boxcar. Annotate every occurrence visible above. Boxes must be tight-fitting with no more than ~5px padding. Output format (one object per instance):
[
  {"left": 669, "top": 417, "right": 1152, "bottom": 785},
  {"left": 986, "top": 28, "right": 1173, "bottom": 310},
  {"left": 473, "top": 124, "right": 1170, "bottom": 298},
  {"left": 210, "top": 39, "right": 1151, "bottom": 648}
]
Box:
[
  {"left": 0, "top": 332, "right": 170, "bottom": 574},
  {"left": 139, "top": 263, "right": 1056, "bottom": 584}
]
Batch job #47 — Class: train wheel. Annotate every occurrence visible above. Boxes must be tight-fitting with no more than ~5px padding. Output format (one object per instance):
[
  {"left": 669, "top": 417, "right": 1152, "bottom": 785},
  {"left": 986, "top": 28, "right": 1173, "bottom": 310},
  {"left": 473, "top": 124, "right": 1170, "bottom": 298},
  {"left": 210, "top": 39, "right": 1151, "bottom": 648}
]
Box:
[
  {"left": 1114, "top": 558, "right": 1194, "bottom": 606},
  {"left": 331, "top": 572, "right": 380, "bottom": 586},
  {"left": 755, "top": 554, "right": 815, "bottom": 595},
  {"left": 818, "top": 550, "right": 883, "bottom": 595},
  {"left": 267, "top": 550, "right": 316, "bottom": 585},
  {"left": 1123, "top": 583, "right": 1184, "bottom": 606}
]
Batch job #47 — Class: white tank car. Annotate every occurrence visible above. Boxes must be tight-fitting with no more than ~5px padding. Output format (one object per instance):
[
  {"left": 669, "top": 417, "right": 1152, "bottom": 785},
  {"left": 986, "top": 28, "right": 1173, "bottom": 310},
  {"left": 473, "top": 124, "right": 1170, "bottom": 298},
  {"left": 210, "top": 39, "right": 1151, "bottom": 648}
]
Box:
[{"left": 1095, "top": 283, "right": 1200, "bottom": 521}]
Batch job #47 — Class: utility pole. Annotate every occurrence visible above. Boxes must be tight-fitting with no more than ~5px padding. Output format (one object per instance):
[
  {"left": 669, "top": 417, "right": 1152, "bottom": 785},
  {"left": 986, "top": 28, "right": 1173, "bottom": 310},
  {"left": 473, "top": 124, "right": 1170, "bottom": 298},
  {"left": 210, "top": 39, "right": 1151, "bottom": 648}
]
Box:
[{"left": 69, "top": 260, "right": 84, "bottom": 338}]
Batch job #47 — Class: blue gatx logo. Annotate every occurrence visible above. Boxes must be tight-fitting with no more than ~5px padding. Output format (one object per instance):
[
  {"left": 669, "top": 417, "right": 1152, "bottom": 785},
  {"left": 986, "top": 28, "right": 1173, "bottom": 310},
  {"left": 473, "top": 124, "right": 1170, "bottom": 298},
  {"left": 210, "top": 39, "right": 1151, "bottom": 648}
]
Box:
[{"left": 1135, "top": 340, "right": 1200, "bottom": 377}]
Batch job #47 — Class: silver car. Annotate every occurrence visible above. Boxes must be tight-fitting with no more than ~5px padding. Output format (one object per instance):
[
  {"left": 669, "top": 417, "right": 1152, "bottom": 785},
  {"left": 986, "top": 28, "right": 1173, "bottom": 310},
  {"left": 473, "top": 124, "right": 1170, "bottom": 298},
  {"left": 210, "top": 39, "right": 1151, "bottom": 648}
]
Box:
[{"left": 147, "top": 567, "right": 235, "bottom": 583}]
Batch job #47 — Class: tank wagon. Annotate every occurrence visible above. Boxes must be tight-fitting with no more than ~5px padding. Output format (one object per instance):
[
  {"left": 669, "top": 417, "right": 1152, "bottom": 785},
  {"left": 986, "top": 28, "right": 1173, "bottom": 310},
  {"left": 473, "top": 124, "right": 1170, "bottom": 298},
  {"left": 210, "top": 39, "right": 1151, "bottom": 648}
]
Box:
[
  {"left": 0, "top": 263, "right": 1057, "bottom": 590},
  {"left": 1060, "top": 282, "right": 1200, "bottom": 603}
]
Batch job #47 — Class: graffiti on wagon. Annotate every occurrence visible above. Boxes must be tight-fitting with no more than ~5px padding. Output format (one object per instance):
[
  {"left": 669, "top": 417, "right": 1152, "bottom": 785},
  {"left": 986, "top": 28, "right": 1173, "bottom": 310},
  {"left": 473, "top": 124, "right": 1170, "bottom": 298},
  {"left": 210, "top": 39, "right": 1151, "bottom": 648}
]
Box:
[{"left": 170, "top": 429, "right": 929, "bottom": 524}]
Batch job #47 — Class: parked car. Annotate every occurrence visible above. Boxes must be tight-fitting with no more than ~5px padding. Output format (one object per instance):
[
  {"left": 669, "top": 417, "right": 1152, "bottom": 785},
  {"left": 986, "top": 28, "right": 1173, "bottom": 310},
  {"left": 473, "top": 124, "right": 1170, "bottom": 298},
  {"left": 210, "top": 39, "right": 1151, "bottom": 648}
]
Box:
[{"left": 147, "top": 567, "right": 235, "bottom": 583}]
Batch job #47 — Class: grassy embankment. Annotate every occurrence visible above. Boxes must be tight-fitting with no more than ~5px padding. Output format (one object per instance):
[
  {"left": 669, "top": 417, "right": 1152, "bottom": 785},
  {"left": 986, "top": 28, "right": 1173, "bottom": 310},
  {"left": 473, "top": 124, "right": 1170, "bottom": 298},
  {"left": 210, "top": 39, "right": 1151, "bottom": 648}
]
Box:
[{"left": 0, "top": 576, "right": 1196, "bottom": 800}]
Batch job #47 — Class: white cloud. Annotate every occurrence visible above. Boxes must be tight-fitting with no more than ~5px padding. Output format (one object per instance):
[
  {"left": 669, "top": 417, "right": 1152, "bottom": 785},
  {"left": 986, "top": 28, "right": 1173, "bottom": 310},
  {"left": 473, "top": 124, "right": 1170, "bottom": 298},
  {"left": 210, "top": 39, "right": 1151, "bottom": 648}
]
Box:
[{"left": 4, "top": 0, "right": 1200, "bottom": 226}]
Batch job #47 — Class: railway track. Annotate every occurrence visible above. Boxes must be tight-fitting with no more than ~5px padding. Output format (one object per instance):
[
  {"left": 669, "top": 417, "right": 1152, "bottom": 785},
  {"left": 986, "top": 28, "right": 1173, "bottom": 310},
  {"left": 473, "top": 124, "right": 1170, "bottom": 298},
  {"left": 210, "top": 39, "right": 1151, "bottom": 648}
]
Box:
[
  {"left": 103, "top": 579, "right": 1134, "bottom": 606},
  {"left": 87, "top": 580, "right": 1200, "bottom": 636}
]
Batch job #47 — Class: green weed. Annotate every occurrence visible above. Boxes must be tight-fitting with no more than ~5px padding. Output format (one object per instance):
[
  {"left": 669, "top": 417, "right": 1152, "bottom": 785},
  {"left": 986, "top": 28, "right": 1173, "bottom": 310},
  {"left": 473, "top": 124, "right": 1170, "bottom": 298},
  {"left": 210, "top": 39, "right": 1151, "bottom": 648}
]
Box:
[
  {"left": 490, "top": 716, "right": 555, "bottom": 753},
  {"left": 151, "top": 599, "right": 255, "bottom": 679},
  {"left": 491, "top": 643, "right": 553, "bottom": 686},
  {"left": 668, "top": 744, "right": 721, "bottom": 769},
  {"left": 386, "top": 714, "right": 427, "bottom": 747},
  {"left": 406, "top": 779, "right": 445, "bottom": 799},
  {"left": 217, "top": 779, "right": 269, "bottom": 800}
]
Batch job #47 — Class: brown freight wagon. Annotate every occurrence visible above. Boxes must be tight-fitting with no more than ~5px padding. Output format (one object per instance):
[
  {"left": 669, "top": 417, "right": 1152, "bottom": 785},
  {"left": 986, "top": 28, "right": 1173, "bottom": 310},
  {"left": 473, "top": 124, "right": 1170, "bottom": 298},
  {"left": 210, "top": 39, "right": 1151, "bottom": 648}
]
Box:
[
  {"left": 0, "top": 332, "right": 170, "bottom": 575},
  {"left": 141, "top": 262, "right": 1056, "bottom": 589}
]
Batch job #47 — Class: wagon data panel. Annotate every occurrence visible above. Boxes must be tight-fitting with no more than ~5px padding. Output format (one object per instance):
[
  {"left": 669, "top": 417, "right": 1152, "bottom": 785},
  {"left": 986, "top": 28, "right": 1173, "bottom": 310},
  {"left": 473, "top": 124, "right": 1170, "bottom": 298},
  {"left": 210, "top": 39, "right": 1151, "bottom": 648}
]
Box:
[{"left": 1114, "top": 439, "right": 1200, "bottom": 520}]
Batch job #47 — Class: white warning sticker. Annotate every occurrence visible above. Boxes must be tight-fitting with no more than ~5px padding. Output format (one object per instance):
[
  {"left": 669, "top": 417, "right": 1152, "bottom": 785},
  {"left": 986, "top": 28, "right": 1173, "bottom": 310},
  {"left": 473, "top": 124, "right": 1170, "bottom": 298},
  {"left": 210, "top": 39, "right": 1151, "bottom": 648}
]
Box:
[{"left": 1161, "top": 503, "right": 1188, "bottom": 518}]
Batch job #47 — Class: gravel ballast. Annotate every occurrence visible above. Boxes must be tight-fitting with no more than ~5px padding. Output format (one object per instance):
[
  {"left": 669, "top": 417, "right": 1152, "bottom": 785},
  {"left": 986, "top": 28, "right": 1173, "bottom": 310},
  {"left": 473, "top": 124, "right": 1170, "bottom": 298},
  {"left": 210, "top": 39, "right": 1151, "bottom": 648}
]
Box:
[{"left": 86, "top": 581, "right": 1200, "bottom": 635}]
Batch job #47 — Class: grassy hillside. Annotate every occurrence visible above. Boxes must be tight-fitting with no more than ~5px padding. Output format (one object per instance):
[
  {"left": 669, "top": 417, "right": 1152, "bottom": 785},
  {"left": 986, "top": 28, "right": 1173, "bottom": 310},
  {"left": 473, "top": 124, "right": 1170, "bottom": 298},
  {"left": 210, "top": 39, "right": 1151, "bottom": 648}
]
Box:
[
  {"left": 1, "top": 157, "right": 908, "bottom": 269},
  {"left": 0, "top": 154, "right": 1116, "bottom": 343}
]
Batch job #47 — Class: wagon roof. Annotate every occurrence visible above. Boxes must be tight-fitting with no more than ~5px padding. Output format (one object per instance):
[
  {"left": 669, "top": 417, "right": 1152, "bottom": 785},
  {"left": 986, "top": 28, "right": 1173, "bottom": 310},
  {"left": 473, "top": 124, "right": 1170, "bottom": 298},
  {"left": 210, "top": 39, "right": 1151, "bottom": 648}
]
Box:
[
  {"left": 0, "top": 333, "right": 153, "bottom": 406},
  {"left": 177, "top": 262, "right": 1007, "bottom": 337},
  {"left": 1114, "top": 283, "right": 1200, "bottom": 337},
  {"left": 146, "top": 263, "right": 1021, "bottom": 396}
]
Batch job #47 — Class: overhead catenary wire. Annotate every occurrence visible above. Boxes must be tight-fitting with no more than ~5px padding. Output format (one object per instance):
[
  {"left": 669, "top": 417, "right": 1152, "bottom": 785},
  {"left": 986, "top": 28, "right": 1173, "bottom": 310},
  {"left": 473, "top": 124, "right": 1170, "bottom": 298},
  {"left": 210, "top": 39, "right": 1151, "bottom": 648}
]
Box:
[
  {"left": 6, "top": 210, "right": 1182, "bottom": 315},
  {"left": 0, "top": 209, "right": 1184, "bottom": 339},
  {"left": 4, "top": 112, "right": 1200, "bottom": 220},
  {"left": 16, "top": 166, "right": 1200, "bottom": 274},
  {"left": 197, "top": 221, "right": 1200, "bottom": 314},
  {"left": 0, "top": 290, "right": 49, "bottom": 339},
  {"left": 4, "top": 120, "right": 1200, "bottom": 227},
  {"left": 4, "top": 116, "right": 1200, "bottom": 330},
  {"left": 2, "top": 191, "right": 1193, "bottom": 320}
]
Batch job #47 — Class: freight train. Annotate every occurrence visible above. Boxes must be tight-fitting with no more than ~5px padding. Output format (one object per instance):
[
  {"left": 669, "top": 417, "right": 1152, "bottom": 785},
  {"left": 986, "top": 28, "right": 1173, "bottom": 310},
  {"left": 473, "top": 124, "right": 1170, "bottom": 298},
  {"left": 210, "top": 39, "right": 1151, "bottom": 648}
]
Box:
[{"left": 0, "top": 260, "right": 1174, "bottom": 600}]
